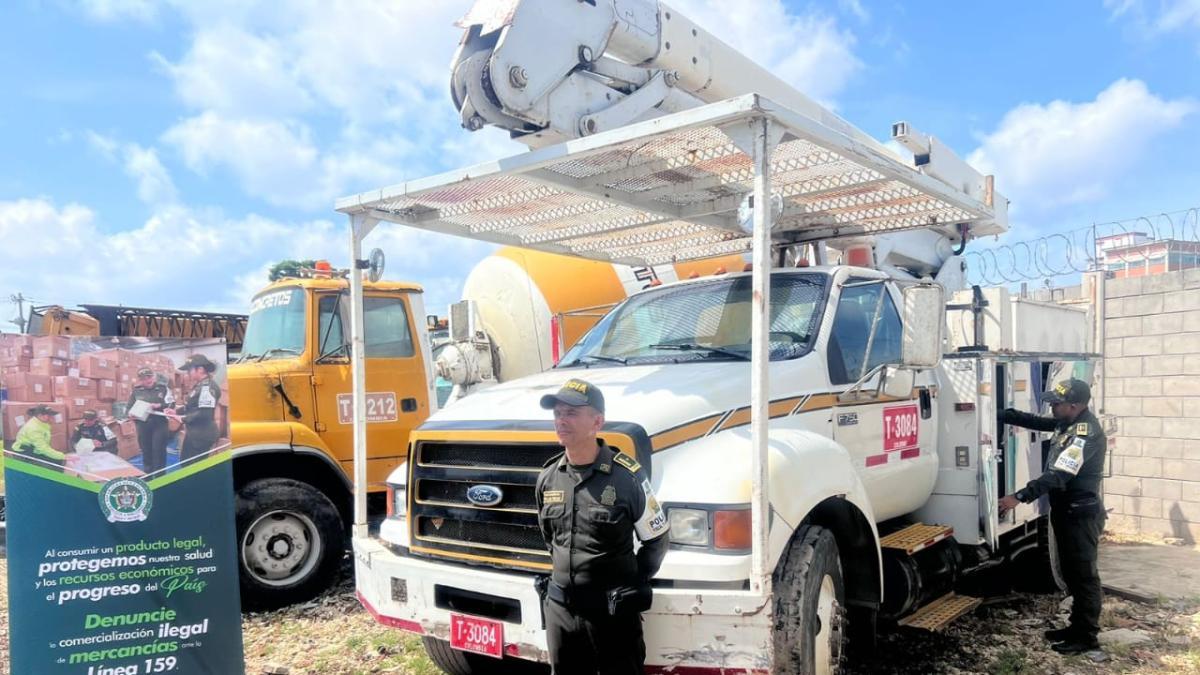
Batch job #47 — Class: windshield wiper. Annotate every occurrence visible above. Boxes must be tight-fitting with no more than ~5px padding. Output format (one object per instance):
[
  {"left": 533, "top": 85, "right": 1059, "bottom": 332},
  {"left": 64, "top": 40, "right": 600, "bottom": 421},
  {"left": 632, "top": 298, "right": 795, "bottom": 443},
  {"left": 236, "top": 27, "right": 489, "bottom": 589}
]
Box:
[
  {"left": 317, "top": 343, "right": 349, "bottom": 362},
  {"left": 566, "top": 354, "right": 628, "bottom": 367},
  {"left": 256, "top": 347, "right": 302, "bottom": 362},
  {"left": 649, "top": 343, "right": 750, "bottom": 360},
  {"left": 236, "top": 352, "right": 258, "bottom": 364}
]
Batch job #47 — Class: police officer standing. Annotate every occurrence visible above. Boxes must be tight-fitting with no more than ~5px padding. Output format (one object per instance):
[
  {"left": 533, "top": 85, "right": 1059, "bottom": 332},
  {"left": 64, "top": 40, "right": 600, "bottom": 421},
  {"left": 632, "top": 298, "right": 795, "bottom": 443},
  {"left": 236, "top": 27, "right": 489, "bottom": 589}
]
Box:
[
  {"left": 172, "top": 354, "right": 222, "bottom": 462},
  {"left": 998, "top": 378, "right": 1106, "bottom": 655},
  {"left": 127, "top": 367, "right": 174, "bottom": 473},
  {"left": 535, "top": 378, "right": 669, "bottom": 674},
  {"left": 70, "top": 409, "right": 118, "bottom": 454}
]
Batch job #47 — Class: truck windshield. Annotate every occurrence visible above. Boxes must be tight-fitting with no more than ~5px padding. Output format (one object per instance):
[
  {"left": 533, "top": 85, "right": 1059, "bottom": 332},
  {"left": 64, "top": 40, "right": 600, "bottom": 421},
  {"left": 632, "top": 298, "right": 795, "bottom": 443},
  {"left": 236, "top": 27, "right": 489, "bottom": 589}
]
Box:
[
  {"left": 560, "top": 273, "right": 827, "bottom": 366},
  {"left": 241, "top": 287, "right": 306, "bottom": 361}
]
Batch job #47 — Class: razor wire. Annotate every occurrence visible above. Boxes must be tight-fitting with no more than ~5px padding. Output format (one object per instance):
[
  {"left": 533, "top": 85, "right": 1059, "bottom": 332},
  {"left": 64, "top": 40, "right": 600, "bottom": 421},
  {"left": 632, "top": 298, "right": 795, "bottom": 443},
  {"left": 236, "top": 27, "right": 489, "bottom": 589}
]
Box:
[{"left": 964, "top": 207, "right": 1200, "bottom": 286}]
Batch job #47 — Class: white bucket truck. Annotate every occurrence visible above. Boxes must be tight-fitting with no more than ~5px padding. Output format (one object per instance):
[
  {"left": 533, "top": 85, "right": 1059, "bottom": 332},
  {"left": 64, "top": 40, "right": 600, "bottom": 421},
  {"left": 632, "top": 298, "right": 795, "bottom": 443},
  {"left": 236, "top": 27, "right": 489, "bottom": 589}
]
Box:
[{"left": 335, "top": 2, "right": 1096, "bottom": 672}]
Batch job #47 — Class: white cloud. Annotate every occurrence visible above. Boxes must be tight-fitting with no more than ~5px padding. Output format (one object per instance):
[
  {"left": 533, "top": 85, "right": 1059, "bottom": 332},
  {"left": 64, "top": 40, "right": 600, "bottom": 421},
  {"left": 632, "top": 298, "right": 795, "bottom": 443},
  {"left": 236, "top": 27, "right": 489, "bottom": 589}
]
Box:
[
  {"left": 668, "top": 0, "right": 861, "bottom": 105},
  {"left": 0, "top": 198, "right": 493, "bottom": 326},
  {"left": 85, "top": 132, "right": 179, "bottom": 206},
  {"left": 1106, "top": 0, "right": 1200, "bottom": 44},
  {"left": 161, "top": 112, "right": 407, "bottom": 210},
  {"left": 147, "top": 2, "right": 515, "bottom": 208},
  {"left": 151, "top": 26, "right": 311, "bottom": 117},
  {"left": 144, "top": 0, "right": 860, "bottom": 207},
  {"left": 162, "top": 112, "right": 322, "bottom": 208},
  {"left": 76, "top": 0, "right": 157, "bottom": 22},
  {"left": 838, "top": 0, "right": 870, "bottom": 22},
  {"left": 1157, "top": 0, "right": 1200, "bottom": 31},
  {"left": 968, "top": 79, "right": 1195, "bottom": 210}
]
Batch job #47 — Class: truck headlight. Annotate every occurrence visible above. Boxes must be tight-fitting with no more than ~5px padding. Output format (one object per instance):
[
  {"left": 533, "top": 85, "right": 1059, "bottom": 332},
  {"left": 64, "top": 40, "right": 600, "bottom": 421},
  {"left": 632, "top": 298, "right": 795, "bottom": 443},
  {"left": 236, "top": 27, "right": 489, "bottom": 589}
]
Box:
[
  {"left": 668, "top": 508, "right": 710, "bottom": 547},
  {"left": 387, "top": 484, "right": 407, "bottom": 519}
]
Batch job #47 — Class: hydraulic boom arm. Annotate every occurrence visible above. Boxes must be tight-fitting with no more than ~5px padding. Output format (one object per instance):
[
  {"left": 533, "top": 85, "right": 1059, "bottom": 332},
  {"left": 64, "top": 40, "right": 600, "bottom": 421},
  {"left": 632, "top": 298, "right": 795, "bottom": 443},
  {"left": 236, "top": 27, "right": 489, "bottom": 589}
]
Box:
[{"left": 451, "top": 0, "right": 1007, "bottom": 282}]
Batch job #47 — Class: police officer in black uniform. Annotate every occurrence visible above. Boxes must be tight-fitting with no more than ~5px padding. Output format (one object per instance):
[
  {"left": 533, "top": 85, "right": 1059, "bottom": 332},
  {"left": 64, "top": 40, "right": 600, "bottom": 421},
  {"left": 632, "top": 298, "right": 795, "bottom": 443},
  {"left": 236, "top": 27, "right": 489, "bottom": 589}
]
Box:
[
  {"left": 173, "top": 354, "right": 222, "bottom": 462},
  {"left": 535, "top": 378, "right": 669, "bottom": 675},
  {"left": 70, "top": 409, "right": 117, "bottom": 454},
  {"left": 127, "top": 367, "right": 174, "bottom": 473},
  {"left": 998, "top": 378, "right": 1106, "bottom": 655}
]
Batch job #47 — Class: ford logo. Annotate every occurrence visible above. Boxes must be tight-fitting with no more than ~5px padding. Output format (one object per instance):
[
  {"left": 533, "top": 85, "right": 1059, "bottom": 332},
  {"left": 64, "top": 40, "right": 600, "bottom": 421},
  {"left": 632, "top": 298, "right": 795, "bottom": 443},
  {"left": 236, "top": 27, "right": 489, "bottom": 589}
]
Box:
[{"left": 466, "top": 484, "right": 504, "bottom": 507}]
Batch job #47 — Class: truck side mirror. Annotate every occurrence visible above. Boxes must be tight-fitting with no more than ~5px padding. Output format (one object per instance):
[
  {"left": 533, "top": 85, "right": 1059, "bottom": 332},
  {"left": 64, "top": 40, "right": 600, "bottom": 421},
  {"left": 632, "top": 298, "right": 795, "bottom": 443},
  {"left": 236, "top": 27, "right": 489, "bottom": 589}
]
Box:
[{"left": 901, "top": 284, "right": 945, "bottom": 369}]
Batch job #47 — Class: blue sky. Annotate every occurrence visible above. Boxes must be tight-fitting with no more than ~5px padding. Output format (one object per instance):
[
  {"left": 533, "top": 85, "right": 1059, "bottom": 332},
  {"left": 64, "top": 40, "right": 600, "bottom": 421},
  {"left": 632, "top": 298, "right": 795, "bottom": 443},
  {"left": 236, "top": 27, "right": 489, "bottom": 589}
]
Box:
[{"left": 1, "top": 0, "right": 1197, "bottom": 326}]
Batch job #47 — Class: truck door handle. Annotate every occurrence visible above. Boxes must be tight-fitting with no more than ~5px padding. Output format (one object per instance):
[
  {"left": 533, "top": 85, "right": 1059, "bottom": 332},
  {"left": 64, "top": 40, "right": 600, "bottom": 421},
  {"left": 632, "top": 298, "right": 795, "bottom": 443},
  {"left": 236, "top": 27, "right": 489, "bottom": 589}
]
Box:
[
  {"left": 401, "top": 398, "right": 418, "bottom": 413},
  {"left": 918, "top": 388, "right": 932, "bottom": 419}
]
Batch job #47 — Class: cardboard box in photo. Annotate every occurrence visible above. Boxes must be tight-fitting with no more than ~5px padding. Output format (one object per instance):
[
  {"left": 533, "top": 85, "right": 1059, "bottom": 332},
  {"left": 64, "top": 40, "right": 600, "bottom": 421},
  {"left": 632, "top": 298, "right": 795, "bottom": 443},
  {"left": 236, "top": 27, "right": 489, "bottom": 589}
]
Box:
[
  {"left": 5, "top": 373, "right": 54, "bottom": 403},
  {"left": 53, "top": 375, "right": 96, "bottom": 399},
  {"left": 77, "top": 353, "right": 117, "bottom": 380},
  {"left": 32, "top": 336, "right": 71, "bottom": 360},
  {"left": 29, "top": 357, "right": 69, "bottom": 377}
]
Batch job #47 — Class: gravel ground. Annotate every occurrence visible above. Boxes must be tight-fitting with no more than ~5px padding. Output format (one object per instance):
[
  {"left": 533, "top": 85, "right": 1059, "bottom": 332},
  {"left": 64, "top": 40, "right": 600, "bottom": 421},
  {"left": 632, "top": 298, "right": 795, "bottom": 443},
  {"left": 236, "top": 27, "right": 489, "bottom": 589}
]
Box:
[{"left": 2, "top": 554, "right": 1197, "bottom": 674}]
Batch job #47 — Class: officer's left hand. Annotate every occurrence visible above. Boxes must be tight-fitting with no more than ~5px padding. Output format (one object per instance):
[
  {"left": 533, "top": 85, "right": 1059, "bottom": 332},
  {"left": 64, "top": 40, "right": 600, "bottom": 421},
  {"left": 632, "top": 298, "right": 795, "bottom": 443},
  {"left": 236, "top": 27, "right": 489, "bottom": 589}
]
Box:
[{"left": 998, "top": 494, "right": 1020, "bottom": 516}]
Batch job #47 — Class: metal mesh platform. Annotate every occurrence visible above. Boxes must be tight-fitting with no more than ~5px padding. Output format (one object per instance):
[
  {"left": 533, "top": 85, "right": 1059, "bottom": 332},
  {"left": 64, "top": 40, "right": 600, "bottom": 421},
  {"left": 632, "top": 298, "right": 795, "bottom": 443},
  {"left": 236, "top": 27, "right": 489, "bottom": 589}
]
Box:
[
  {"left": 880, "top": 523, "right": 954, "bottom": 555},
  {"left": 336, "top": 95, "right": 1004, "bottom": 266},
  {"left": 898, "top": 593, "right": 982, "bottom": 631}
]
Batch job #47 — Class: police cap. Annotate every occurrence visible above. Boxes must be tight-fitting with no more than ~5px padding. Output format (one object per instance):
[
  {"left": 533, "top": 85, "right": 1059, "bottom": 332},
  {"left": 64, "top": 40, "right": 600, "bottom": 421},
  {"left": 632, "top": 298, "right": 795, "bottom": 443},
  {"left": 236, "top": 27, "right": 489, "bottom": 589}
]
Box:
[
  {"left": 178, "top": 354, "right": 218, "bottom": 373},
  {"left": 1044, "top": 378, "right": 1091, "bottom": 405},
  {"left": 26, "top": 404, "right": 56, "bottom": 417},
  {"left": 81, "top": 409, "right": 99, "bottom": 420},
  {"left": 137, "top": 367, "right": 154, "bottom": 378},
  {"left": 539, "top": 378, "right": 605, "bottom": 414}
]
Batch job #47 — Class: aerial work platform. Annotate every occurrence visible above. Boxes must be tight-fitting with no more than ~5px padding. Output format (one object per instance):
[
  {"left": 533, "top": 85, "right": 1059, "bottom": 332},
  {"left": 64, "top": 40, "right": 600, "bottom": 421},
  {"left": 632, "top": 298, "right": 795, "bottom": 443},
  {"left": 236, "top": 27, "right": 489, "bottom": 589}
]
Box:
[{"left": 336, "top": 94, "right": 1005, "bottom": 267}]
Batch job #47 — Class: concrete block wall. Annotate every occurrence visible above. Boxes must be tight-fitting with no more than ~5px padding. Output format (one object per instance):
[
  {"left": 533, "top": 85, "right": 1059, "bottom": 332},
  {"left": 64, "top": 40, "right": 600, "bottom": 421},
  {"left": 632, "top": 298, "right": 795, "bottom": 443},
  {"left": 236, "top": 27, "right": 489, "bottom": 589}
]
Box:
[{"left": 1100, "top": 268, "right": 1200, "bottom": 542}]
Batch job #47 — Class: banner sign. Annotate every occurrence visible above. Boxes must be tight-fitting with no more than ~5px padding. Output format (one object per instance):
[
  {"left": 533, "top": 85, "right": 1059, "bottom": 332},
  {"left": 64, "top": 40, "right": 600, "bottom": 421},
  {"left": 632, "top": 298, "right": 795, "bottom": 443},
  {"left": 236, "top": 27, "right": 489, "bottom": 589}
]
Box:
[{"left": 2, "top": 335, "right": 244, "bottom": 674}]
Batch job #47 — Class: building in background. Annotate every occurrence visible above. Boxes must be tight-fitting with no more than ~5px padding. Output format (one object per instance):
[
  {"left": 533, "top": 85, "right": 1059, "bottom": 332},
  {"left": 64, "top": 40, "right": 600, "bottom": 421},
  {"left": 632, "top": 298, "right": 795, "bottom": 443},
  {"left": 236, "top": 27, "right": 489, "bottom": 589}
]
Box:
[{"left": 1097, "top": 232, "right": 1200, "bottom": 278}]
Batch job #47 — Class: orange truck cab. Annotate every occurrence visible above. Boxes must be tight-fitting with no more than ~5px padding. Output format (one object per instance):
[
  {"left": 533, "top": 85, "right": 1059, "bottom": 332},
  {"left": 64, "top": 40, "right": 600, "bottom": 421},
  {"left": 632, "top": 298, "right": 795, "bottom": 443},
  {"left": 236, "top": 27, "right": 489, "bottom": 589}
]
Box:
[{"left": 228, "top": 274, "right": 434, "bottom": 608}]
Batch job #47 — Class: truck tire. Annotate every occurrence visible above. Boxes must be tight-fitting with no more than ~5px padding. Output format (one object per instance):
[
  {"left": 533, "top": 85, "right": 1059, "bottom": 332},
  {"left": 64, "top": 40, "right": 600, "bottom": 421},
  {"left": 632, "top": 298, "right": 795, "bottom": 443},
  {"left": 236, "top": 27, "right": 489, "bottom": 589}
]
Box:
[
  {"left": 1015, "top": 516, "right": 1067, "bottom": 593},
  {"left": 236, "top": 478, "right": 344, "bottom": 610},
  {"left": 421, "top": 637, "right": 544, "bottom": 675},
  {"left": 773, "top": 525, "right": 847, "bottom": 675}
]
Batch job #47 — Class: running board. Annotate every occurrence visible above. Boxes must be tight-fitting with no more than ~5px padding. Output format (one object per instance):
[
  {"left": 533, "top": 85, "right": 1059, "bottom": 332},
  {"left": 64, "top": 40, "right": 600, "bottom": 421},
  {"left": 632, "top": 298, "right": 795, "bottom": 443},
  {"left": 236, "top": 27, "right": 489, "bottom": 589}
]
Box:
[
  {"left": 879, "top": 523, "right": 953, "bottom": 555},
  {"left": 898, "top": 593, "right": 982, "bottom": 631}
]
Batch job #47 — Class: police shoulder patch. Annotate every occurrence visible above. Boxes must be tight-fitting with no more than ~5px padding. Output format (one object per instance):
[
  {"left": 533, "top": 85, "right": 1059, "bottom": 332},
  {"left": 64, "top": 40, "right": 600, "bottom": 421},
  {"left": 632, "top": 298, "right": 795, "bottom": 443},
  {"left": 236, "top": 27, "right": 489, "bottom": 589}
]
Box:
[
  {"left": 1075, "top": 422, "right": 1089, "bottom": 436},
  {"left": 613, "top": 452, "right": 641, "bottom": 473}
]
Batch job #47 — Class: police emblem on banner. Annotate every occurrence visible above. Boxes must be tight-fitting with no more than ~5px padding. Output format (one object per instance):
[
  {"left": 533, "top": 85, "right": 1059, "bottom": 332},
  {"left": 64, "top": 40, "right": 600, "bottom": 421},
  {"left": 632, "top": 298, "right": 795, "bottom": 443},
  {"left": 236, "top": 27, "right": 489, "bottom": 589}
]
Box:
[{"left": 99, "top": 477, "right": 154, "bottom": 522}]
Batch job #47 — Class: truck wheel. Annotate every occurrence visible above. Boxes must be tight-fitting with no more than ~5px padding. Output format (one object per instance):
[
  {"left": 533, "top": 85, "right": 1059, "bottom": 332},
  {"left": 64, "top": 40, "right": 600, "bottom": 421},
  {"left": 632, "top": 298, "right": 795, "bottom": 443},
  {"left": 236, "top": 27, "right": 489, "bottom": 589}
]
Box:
[
  {"left": 1015, "top": 516, "right": 1066, "bottom": 593},
  {"left": 421, "top": 637, "right": 543, "bottom": 675},
  {"left": 236, "top": 478, "right": 344, "bottom": 610},
  {"left": 773, "top": 525, "right": 847, "bottom": 675}
]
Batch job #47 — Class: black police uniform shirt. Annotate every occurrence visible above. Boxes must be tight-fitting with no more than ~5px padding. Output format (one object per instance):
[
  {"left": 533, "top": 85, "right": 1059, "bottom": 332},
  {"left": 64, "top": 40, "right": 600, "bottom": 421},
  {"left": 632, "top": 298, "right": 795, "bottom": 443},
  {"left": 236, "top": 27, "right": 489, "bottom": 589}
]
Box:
[
  {"left": 181, "top": 377, "right": 221, "bottom": 428},
  {"left": 1008, "top": 407, "right": 1106, "bottom": 506},
  {"left": 127, "top": 381, "right": 174, "bottom": 421},
  {"left": 70, "top": 422, "right": 117, "bottom": 453},
  {"left": 536, "top": 440, "right": 669, "bottom": 590}
]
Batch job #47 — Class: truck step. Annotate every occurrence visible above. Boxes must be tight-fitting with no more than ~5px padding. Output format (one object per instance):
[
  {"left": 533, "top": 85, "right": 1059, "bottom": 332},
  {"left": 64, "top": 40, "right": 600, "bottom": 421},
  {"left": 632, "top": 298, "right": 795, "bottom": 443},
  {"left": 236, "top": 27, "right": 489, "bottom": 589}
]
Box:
[
  {"left": 898, "top": 593, "right": 982, "bottom": 631},
  {"left": 879, "top": 523, "right": 953, "bottom": 555}
]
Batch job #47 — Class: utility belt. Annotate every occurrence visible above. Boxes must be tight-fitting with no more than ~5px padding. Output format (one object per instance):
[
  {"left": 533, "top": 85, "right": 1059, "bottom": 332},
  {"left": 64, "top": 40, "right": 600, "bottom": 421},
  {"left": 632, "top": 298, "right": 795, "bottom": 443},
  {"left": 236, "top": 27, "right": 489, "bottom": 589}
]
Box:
[
  {"left": 1050, "top": 492, "right": 1104, "bottom": 518},
  {"left": 545, "top": 580, "right": 652, "bottom": 616}
]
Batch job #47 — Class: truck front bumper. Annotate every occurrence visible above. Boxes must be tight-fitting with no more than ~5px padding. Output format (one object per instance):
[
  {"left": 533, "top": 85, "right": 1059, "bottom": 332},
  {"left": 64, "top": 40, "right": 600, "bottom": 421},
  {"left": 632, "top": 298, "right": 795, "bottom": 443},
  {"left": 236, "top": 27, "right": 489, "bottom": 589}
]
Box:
[{"left": 354, "top": 535, "right": 773, "bottom": 672}]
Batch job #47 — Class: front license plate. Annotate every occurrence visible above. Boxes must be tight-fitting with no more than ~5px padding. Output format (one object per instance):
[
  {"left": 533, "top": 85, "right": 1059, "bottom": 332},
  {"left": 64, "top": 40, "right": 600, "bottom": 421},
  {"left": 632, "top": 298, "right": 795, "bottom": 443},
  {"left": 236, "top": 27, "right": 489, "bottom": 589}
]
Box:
[{"left": 449, "top": 613, "right": 503, "bottom": 658}]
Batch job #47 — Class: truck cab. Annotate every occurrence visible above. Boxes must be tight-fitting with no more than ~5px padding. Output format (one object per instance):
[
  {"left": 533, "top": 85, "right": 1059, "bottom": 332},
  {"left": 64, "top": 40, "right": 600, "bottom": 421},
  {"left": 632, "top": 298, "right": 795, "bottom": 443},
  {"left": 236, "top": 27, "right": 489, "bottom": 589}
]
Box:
[
  {"left": 358, "top": 263, "right": 1090, "bottom": 673},
  {"left": 229, "top": 274, "right": 435, "bottom": 608}
]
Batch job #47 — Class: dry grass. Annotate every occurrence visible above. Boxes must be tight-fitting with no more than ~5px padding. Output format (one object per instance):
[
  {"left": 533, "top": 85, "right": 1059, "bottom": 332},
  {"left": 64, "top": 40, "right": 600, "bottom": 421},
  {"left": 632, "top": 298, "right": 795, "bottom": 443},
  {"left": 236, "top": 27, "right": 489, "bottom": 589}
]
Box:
[{"left": 1, "top": 555, "right": 1197, "bottom": 674}]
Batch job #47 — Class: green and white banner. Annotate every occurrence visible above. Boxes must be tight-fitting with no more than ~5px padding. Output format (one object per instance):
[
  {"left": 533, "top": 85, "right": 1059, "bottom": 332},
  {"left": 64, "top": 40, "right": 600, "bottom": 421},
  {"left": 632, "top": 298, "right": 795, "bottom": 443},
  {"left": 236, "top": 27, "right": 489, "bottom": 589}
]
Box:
[{"left": 2, "top": 336, "right": 244, "bottom": 674}]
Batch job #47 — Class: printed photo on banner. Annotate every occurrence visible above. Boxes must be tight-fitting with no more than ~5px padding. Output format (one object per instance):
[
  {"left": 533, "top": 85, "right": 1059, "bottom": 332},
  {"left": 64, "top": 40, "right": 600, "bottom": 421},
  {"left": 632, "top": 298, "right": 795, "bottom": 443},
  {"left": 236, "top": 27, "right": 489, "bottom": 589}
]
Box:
[
  {"left": 1, "top": 335, "right": 230, "bottom": 482},
  {"left": 1, "top": 334, "right": 245, "bottom": 674}
]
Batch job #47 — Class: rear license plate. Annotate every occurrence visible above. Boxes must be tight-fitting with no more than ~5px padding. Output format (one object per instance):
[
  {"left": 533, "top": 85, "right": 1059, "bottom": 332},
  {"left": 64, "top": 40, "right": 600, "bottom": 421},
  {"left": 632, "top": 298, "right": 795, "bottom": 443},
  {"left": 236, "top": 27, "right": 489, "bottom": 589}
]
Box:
[{"left": 449, "top": 613, "right": 503, "bottom": 658}]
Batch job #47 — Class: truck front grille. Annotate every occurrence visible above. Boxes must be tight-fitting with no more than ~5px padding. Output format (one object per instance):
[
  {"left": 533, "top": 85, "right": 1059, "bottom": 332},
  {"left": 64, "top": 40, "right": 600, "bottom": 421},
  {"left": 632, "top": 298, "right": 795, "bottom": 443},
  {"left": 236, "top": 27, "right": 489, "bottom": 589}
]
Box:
[{"left": 409, "top": 440, "right": 561, "bottom": 569}]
